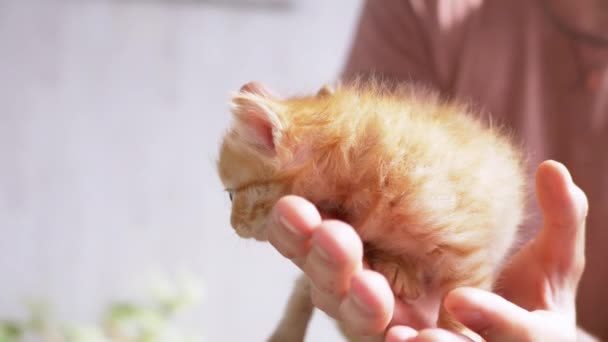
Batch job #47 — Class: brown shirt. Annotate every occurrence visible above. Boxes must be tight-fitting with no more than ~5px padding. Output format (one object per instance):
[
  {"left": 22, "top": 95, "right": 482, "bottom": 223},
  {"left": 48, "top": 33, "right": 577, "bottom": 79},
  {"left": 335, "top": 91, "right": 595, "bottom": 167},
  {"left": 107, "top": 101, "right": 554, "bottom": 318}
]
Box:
[{"left": 343, "top": 0, "right": 608, "bottom": 339}]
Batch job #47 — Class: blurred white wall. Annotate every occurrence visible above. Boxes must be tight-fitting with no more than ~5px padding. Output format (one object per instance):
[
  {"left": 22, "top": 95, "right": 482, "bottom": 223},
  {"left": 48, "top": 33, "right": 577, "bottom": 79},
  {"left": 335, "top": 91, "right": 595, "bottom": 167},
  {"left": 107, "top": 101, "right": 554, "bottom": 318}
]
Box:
[{"left": 0, "top": 0, "right": 363, "bottom": 340}]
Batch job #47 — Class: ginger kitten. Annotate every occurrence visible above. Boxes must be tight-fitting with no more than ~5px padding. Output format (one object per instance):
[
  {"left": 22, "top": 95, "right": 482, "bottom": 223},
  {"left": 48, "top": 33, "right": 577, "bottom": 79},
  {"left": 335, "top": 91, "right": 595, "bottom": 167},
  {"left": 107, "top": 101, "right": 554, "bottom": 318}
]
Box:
[{"left": 217, "top": 81, "right": 525, "bottom": 341}]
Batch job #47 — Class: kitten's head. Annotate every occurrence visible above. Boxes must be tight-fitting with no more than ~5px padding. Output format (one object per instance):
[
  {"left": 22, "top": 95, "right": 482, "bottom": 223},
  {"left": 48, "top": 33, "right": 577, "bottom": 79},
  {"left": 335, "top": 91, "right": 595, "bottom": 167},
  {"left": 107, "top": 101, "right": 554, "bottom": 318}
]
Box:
[{"left": 217, "top": 82, "right": 323, "bottom": 241}]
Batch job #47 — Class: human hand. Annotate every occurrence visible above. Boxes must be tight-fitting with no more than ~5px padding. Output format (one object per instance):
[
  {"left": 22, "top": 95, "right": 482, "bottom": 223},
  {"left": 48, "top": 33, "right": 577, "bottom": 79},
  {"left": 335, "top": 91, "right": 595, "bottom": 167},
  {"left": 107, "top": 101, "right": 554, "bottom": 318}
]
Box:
[
  {"left": 267, "top": 201, "right": 452, "bottom": 337},
  {"left": 268, "top": 197, "right": 395, "bottom": 340},
  {"left": 385, "top": 160, "right": 590, "bottom": 341}
]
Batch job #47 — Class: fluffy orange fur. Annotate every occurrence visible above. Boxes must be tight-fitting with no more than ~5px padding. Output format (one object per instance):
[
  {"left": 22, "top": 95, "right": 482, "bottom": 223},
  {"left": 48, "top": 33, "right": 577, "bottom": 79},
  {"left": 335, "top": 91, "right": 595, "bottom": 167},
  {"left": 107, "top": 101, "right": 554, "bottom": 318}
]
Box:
[{"left": 217, "top": 81, "right": 525, "bottom": 339}]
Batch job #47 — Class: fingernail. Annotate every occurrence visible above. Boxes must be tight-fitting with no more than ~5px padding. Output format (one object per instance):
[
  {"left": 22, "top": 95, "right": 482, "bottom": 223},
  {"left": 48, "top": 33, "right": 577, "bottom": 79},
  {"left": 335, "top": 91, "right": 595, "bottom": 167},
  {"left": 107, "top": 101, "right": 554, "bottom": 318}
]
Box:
[
  {"left": 555, "top": 161, "right": 574, "bottom": 184},
  {"left": 279, "top": 215, "right": 303, "bottom": 237}
]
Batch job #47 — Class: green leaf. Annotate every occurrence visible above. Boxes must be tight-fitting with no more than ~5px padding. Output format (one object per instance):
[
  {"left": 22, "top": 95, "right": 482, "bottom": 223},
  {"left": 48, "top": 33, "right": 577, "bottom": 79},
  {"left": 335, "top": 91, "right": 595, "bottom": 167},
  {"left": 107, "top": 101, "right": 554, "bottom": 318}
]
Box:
[{"left": 0, "top": 321, "right": 23, "bottom": 342}]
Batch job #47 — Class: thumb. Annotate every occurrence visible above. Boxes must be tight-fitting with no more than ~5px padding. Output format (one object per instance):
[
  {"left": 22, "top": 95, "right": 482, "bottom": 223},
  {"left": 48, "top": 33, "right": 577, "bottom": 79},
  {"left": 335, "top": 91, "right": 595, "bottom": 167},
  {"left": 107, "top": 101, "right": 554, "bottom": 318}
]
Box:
[
  {"left": 444, "top": 287, "right": 535, "bottom": 341},
  {"left": 535, "top": 160, "right": 588, "bottom": 290}
]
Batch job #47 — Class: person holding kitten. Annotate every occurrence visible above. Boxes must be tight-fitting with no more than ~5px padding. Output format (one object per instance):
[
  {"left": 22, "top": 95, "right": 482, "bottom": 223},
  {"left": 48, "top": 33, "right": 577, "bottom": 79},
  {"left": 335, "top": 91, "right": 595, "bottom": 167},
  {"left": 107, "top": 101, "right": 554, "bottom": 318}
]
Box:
[{"left": 267, "top": 0, "right": 606, "bottom": 341}]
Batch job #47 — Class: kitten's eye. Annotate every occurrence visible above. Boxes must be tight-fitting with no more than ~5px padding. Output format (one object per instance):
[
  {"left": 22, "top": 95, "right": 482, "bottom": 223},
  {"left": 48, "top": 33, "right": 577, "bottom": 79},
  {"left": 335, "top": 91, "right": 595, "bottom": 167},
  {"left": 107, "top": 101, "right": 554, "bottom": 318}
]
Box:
[{"left": 227, "top": 189, "right": 235, "bottom": 202}]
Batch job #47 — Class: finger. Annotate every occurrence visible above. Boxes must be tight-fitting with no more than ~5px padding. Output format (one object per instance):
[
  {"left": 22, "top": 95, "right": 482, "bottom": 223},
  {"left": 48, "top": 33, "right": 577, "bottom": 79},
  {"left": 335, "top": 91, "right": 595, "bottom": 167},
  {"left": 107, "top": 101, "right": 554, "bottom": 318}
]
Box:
[
  {"left": 385, "top": 326, "right": 417, "bottom": 342},
  {"left": 535, "top": 160, "right": 589, "bottom": 288},
  {"left": 391, "top": 290, "right": 440, "bottom": 330},
  {"left": 444, "top": 287, "right": 535, "bottom": 341},
  {"left": 407, "top": 329, "right": 471, "bottom": 342},
  {"left": 339, "top": 270, "right": 395, "bottom": 336},
  {"left": 310, "top": 283, "right": 343, "bottom": 318},
  {"left": 268, "top": 196, "right": 321, "bottom": 265},
  {"left": 303, "top": 220, "right": 363, "bottom": 296},
  {"left": 386, "top": 327, "right": 470, "bottom": 342}
]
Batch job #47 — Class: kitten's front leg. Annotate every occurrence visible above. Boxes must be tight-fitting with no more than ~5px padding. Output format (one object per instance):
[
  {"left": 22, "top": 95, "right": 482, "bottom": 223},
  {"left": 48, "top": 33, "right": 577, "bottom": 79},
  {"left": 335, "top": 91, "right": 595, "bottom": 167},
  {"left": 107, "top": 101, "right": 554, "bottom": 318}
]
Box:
[
  {"left": 366, "top": 253, "right": 424, "bottom": 302},
  {"left": 437, "top": 271, "right": 493, "bottom": 342},
  {"left": 268, "top": 274, "right": 314, "bottom": 342}
]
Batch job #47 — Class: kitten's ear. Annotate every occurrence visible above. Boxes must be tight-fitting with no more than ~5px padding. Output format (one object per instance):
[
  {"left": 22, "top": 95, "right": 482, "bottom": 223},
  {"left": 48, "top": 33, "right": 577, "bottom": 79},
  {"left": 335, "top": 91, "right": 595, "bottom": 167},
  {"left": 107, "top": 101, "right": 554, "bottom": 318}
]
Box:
[
  {"left": 239, "top": 82, "right": 273, "bottom": 98},
  {"left": 316, "top": 84, "right": 335, "bottom": 98},
  {"left": 231, "top": 82, "right": 283, "bottom": 153}
]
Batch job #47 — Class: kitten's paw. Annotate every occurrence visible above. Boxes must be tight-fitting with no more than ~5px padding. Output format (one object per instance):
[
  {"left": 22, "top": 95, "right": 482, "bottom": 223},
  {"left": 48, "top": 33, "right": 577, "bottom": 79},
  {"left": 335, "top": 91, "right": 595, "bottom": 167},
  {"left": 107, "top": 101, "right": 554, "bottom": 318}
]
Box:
[
  {"left": 438, "top": 308, "right": 482, "bottom": 342},
  {"left": 368, "top": 258, "right": 423, "bottom": 301}
]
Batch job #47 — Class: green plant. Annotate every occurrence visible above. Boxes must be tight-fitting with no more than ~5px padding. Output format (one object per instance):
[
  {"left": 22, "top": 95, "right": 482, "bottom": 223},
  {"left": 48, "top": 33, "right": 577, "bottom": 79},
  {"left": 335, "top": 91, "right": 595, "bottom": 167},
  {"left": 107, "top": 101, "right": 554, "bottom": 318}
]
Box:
[{"left": 0, "top": 274, "right": 204, "bottom": 342}]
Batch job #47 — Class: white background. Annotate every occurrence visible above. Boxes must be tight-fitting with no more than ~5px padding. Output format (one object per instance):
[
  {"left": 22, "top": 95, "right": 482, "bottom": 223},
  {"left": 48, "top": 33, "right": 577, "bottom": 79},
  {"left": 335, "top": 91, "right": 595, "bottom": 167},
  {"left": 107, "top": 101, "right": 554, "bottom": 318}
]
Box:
[{"left": 0, "top": 0, "right": 363, "bottom": 340}]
